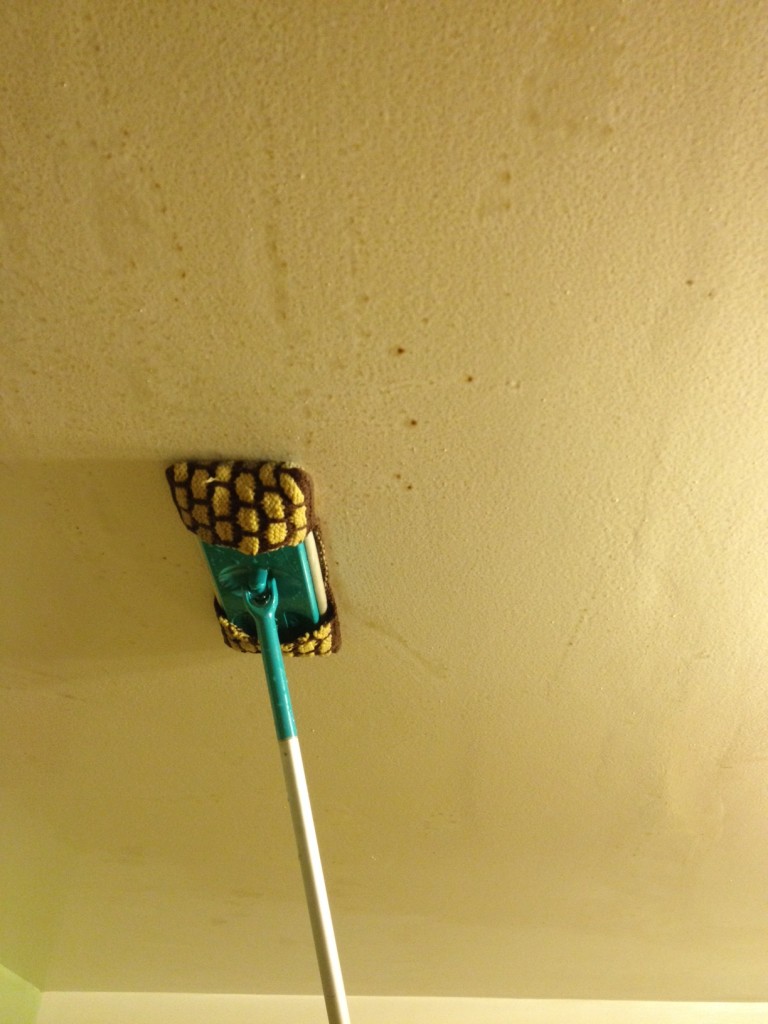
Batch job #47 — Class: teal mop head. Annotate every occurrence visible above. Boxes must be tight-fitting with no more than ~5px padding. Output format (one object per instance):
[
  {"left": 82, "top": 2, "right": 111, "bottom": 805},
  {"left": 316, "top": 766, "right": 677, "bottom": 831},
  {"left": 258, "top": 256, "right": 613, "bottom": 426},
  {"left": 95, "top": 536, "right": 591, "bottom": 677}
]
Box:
[{"left": 165, "top": 459, "right": 340, "bottom": 656}]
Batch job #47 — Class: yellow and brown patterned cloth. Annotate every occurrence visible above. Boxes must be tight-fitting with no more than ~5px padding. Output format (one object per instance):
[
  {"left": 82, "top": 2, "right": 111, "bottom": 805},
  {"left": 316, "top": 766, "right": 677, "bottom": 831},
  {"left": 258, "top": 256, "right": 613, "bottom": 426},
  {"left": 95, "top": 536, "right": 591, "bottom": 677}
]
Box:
[{"left": 166, "top": 459, "right": 340, "bottom": 657}]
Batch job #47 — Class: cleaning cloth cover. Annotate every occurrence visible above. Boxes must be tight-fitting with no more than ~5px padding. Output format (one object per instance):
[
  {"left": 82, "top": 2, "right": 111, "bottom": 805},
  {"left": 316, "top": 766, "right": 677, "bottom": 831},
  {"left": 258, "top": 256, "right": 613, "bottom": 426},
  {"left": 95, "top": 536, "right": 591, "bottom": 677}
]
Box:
[{"left": 165, "top": 459, "right": 340, "bottom": 656}]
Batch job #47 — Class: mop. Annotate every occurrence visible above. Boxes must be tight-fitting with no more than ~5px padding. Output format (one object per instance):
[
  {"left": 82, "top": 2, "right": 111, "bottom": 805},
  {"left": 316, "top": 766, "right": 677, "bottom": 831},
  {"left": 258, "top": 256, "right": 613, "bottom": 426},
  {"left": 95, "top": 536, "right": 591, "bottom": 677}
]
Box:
[{"left": 166, "top": 459, "right": 349, "bottom": 1024}]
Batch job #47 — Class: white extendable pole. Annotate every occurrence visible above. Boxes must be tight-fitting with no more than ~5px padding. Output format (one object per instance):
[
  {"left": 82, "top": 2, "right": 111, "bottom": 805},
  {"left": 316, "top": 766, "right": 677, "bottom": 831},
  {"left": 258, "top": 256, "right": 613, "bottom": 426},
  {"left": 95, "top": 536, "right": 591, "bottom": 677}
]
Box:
[
  {"left": 279, "top": 736, "right": 351, "bottom": 1024},
  {"left": 247, "top": 579, "right": 350, "bottom": 1024}
]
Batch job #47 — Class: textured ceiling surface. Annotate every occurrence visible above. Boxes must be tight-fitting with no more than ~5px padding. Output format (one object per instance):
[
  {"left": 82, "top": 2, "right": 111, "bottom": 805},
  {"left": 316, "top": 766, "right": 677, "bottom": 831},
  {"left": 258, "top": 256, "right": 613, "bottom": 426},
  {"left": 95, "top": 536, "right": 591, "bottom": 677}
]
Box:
[{"left": 2, "top": 0, "right": 768, "bottom": 1002}]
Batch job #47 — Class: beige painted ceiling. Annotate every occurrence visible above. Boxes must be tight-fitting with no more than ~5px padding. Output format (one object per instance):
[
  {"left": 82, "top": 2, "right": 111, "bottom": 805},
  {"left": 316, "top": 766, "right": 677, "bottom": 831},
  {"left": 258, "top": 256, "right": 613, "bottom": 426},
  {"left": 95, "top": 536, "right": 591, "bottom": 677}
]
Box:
[{"left": 2, "top": 0, "right": 768, "bottom": 1004}]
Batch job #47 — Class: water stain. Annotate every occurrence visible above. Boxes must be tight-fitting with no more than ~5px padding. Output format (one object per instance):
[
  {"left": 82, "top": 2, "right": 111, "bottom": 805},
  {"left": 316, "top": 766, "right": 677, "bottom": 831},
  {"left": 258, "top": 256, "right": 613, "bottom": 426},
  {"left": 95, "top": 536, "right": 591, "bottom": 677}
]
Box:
[
  {"left": 476, "top": 153, "right": 514, "bottom": 220},
  {"left": 522, "top": 0, "right": 625, "bottom": 141},
  {"left": 265, "top": 219, "right": 289, "bottom": 322},
  {"left": 352, "top": 612, "right": 447, "bottom": 682}
]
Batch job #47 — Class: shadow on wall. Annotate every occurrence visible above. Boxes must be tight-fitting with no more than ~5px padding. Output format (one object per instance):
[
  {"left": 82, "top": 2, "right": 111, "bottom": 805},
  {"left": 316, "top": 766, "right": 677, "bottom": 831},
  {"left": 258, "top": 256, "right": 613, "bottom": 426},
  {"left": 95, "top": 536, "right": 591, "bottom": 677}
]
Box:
[{"left": 0, "top": 458, "right": 220, "bottom": 675}]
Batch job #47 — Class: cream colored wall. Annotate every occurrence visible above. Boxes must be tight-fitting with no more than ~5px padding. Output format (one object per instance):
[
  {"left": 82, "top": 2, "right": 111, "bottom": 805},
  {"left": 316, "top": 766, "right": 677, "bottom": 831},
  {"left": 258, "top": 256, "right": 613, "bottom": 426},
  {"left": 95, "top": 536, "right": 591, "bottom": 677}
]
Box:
[
  {"left": 3, "top": 0, "right": 768, "bottom": 1005},
  {"left": 34, "top": 994, "right": 768, "bottom": 1024}
]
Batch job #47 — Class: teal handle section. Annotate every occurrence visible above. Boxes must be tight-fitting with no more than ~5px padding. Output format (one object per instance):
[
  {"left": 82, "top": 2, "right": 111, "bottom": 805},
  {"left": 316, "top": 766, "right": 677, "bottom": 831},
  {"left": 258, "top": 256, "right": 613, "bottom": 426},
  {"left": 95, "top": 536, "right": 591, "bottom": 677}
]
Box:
[{"left": 244, "top": 578, "right": 297, "bottom": 741}]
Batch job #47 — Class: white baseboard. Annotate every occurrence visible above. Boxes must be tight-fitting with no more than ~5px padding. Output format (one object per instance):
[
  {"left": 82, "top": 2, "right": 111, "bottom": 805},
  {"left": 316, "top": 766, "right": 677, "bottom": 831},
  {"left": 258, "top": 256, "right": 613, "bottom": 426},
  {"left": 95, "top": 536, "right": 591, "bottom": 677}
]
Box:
[{"left": 35, "top": 993, "right": 768, "bottom": 1024}]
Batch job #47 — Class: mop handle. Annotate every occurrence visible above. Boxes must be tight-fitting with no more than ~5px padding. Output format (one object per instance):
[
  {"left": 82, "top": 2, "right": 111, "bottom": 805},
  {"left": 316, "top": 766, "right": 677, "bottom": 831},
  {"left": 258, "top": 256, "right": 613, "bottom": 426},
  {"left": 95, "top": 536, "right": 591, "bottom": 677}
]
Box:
[{"left": 246, "top": 579, "right": 351, "bottom": 1024}]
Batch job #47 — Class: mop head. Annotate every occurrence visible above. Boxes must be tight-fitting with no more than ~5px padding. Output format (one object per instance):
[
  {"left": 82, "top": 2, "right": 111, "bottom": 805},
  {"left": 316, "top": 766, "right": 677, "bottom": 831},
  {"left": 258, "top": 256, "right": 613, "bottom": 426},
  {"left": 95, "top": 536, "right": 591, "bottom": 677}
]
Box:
[{"left": 166, "top": 459, "right": 340, "bottom": 656}]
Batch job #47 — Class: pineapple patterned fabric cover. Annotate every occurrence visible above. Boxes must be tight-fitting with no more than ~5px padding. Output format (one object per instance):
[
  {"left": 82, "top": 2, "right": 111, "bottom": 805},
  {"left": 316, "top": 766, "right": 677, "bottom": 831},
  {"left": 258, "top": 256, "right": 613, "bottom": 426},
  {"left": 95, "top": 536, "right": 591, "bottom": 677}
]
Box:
[{"left": 166, "top": 459, "right": 340, "bottom": 657}]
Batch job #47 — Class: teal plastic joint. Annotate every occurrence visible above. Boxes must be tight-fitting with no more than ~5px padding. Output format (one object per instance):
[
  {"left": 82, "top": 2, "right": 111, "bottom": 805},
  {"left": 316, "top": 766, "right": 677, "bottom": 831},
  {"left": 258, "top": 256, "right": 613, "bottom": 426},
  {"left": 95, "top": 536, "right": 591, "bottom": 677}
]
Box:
[
  {"left": 244, "top": 576, "right": 297, "bottom": 740},
  {"left": 201, "top": 540, "right": 320, "bottom": 640}
]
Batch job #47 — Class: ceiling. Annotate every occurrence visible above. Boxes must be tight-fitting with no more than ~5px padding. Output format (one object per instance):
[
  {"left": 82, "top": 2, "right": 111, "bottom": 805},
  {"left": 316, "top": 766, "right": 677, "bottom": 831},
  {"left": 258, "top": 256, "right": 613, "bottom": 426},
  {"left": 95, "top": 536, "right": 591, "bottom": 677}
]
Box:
[{"left": 2, "top": 0, "right": 768, "bottom": 1003}]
